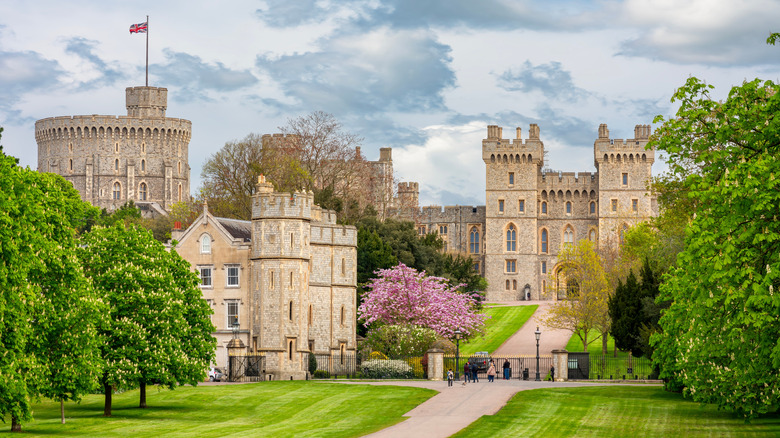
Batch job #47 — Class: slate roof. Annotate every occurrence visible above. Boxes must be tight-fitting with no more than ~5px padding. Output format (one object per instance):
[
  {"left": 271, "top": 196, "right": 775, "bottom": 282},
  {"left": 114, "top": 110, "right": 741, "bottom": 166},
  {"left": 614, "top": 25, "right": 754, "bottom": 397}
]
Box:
[{"left": 216, "top": 217, "right": 251, "bottom": 242}]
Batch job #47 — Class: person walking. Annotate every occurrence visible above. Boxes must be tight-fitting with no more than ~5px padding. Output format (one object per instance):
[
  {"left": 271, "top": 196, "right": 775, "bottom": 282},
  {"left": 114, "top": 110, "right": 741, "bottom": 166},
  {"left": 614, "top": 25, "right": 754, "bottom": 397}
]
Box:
[
  {"left": 472, "top": 363, "right": 479, "bottom": 382},
  {"left": 487, "top": 361, "right": 496, "bottom": 382},
  {"left": 503, "top": 359, "right": 511, "bottom": 380},
  {"left": 464, "top": 362, "right": 471, "bottom": 383},
  {"left": 447, "top": 369, "right": 454, "bottom": 387}
]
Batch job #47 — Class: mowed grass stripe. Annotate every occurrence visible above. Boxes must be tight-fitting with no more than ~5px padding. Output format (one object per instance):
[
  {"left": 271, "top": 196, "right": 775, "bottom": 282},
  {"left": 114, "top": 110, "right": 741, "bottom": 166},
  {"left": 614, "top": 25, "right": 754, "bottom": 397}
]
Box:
[
  {"left": 453, "top": 386, "right": 780, "bottom": 437},
  {"left": 14, "top": 382, "right": 435, "bottom": 437},
  {"left": 460, "top": 305, "right": 538, "bottom": 356}
]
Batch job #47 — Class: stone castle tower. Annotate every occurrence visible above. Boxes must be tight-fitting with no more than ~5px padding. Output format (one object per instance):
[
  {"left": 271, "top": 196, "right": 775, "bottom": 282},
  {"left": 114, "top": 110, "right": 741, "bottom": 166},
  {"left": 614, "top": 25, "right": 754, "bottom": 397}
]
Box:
[
  {"left": 35, "top": 86, "right": 191, "bottom": 214},
  {"left": 481, "top": 123, "right": 655, "bottom": 301},
  {"left": 251, "top": 176, "right": 357, "bottom": 379}
]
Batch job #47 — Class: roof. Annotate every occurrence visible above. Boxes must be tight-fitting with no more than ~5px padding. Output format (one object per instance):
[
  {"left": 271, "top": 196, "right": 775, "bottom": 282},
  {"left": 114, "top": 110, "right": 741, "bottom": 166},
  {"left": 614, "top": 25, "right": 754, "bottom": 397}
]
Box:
[{"left": 216, "top": 217, "right": 251, "bottom": 242}]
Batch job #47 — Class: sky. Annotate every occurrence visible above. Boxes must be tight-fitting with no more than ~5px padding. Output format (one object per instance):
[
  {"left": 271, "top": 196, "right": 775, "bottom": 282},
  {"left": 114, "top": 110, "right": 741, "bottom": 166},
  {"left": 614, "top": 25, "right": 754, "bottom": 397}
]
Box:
[{"left": 1, "top": 0, "right": 779, "bottom": 207}]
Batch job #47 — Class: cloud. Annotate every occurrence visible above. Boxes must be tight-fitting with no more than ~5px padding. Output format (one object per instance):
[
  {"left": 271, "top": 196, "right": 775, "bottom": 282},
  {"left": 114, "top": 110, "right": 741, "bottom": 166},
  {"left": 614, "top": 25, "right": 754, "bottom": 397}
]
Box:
[
  {"left": 255, "top": 27, "right": 455, "bottom": 115},
  {"left": 151, "top": 50, "right": 259, "bottom": 101},
  {"left": 64, "top": 37, "right": 127, "bottom": 89},
  {"left": 496, "top": 61, "right": 589, "bottom": 102},
  {"left": 256, "top": 0, "right": 338, "bottom": 27},
  {"left": 0, "top": 50, "right": 62, "bottom": 96},
  {"left": 617, "top": 0, "right": 780, "bottom": 65}
]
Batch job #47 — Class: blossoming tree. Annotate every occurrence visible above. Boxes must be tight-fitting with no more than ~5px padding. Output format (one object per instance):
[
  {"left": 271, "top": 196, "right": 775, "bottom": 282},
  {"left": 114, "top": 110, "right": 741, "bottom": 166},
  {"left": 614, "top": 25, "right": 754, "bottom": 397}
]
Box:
[{"left": 358, "top": 263, "right": 486, "bottom": 339}]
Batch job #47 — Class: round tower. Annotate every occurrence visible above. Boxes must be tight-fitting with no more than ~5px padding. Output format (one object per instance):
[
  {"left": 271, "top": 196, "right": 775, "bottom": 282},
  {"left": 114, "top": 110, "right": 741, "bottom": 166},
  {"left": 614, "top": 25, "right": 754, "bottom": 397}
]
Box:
[{"left": 35, "top": 86, "right": 191, "bottom": 215}]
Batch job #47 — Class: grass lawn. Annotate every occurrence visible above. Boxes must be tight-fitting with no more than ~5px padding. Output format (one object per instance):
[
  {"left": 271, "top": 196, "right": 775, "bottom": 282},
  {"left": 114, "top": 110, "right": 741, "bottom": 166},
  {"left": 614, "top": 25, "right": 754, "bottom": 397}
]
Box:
[
  {"left": 565, "top": 328, "right": 618, "bottom": 355},
  {"left": 7, "top": 381, "right": 435, "bottom": 437},
  {"left": 453, "top": 386, "right": 780, "bottom": 437},
  {"left": 459, "top": 305, "right": 538, "bottom": 356}
]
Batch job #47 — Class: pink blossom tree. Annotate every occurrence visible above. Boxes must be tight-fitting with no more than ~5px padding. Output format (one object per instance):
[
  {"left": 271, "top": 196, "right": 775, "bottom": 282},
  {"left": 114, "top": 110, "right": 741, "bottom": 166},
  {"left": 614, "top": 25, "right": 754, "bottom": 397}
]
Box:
[{"left": 358, "top": 263, "right": 487, "bottom": 338}]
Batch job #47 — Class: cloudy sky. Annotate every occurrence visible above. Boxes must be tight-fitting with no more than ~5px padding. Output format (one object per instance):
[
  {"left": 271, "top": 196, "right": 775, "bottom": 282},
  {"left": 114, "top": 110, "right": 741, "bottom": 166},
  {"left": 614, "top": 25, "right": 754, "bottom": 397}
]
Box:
[{"left": 1, "top": 0, "right": 779, "bottom": 206}]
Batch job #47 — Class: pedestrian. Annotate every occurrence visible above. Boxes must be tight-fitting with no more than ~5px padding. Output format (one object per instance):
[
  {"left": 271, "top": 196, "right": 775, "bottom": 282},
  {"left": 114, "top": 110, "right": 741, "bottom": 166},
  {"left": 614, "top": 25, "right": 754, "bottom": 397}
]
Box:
[
  {"left": 464, "top": 362, "right": 471, "bottom": 383},
  {"left": 447, "top": 369, "right": 454, "bottom": 387},
  {"left": 487, "top": 361, "right": 496, "bottom": 382},
  {"left": 472, "top": 363, "right": 479, "bottom": 382},
  {"left": 503, "top": 359, "right": 511, "bottom": 380}
]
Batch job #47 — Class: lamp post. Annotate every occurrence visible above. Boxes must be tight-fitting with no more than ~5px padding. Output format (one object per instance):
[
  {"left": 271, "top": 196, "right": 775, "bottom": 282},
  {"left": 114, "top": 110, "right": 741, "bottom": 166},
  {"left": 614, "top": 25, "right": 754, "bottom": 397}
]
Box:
[
  {"left": 534, "top": 326, "right": 541, "bottom": 381},
  {"left": 454, "top": 329, "right": 462, "bottom": 380},
  {"left": 232, "top": 321, "right": 240, "bottom": 339}
]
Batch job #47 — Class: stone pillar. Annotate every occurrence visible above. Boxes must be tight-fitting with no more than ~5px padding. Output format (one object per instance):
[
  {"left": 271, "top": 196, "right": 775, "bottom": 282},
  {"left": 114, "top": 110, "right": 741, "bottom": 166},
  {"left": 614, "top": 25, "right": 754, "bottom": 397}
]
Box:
[
  {"left": 227, "top": 338, "right": 246, "bottom": 382},
  {"left": 427, "top": 348, "right": 444, "bottom": 381},
  {"left": 551, "top": 349, "right": 568, "bottom": 382}
]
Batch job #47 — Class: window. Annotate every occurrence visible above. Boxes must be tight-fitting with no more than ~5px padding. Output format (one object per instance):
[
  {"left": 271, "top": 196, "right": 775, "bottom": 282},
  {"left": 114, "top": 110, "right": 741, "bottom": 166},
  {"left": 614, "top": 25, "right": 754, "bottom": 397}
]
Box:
[
  {"left": 112, "top": 182, "right": 121, "bottom": 200},
  {"left": 564, "top": 226, "right": 574, "bottom": 246},
  {"left": 341, "top": 258, "right": 346, "bottom": 275},
  {"left": 541, "top": 229, "right": 548, "bottom": 253},
  {"left": 141, "top": 159, "right": 146, "bottom": 171},
  {"left": 632, "top": 199, "right": 638, "bottom": 212},
  {"left": 340, "top": 306, "right": 345, "bottom": 326},
  {"left": 115, "top": 143, "right": 119, "bottom": 153},
  {"left": 68, "top": 142, "right": 73, "bottom": 153},
  {"left": 513, "top": 280, "right": 517, "bottom": 290},
  {"left": 288, "top": 340, "right": 294, "bottom": 361},
  {"left": 439, "top": 225, "right": 448, "bottom": 234},
  {"left": 541, "top": 261, "right": 547, "bottom": 274},
  {"left": 589, "top": 229, "right": 597, "bottom": 241},
  {"left": 226, "top": 300, "right": 239, "bottom": 329},
  {"left": 506, "top": 224, "right": 517, "bottom": 251},
  {"left": 469, "top": 227, "right": 480, "bottom": 254},
  {"left": 200, "top": 266, "right": 212, "bottom": 287},
  {"left": 178, "top": 184, "right": 182, "bottom": 202},
  {"left": 269, "top": 270, "right": 275, "bottom": 289},
  {"left": 590, "top": 201, "right": 596, "bottom": 214},
  {"left": 506, "top": 259, "right": 516, "bottom": 273},
  {"left": 418, "top": 226, "right": 426, "bottom": 235},
  {"left": 509, "top": 172, "right": 514, "bottom": 185},
  {"left": 178, "top": 161, "right": 182, "bottom": 175},
  {"left": 566, "top": 201, "right": 572, "bottom": 214},
  {"left": 69, "top": 159, "right": 73, "bottom": 172},
  {"left": 611, "top": 199, "right": 618, "bottom": 213},
  {"left": 518, "top": 199, "right": 525, "bottom": 213},
  {"left": 498, "top": 199, "right": 504, "bottom": 213},
  {"left": 473, "top": 262, "right": 480, "bottom": 272},
  {"left": 114, "top": 159, "right": 119, "bottom": 170},
  {"left": 289, "top": 271, "right": 293, "bottom": 289},
  {"left": 139, "top": 182, "right": 147, "bottom": 201},
  {"left": 506, "top": 280, "right": 510, "bottom": 290},
  {"left": 142, "top": 142, "right": 146, "bottom": 153},
  {"left": 289, "top": 301, "right": 294, "bottom": 321},
  {"left": 622, "top": 173, "right": 628, "bottom": 186},
  {"left": 201, "top": 234, "right": 211, "bottom": 254},
  {"left": 541, "top": 202, "right": 547, "bottom": 214},
  {"left": 227, "top": 265, "right": 239, "bottom": 287}
]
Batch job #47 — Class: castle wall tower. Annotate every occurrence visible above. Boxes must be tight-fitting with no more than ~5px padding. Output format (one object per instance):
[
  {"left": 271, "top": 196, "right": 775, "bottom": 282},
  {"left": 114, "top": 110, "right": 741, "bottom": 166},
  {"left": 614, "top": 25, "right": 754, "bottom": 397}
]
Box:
[
  {"left": 594, "top": 124, "right": 655, "bottom": 246},
  {"left": 483, "top": 124, "right": 544, "bottom": 301},
  {"left": 35, "top": 86, "right": 191, "bottom": 215},
  {"left": 250, "top": 176, "right": 356, "bottom": 379}
]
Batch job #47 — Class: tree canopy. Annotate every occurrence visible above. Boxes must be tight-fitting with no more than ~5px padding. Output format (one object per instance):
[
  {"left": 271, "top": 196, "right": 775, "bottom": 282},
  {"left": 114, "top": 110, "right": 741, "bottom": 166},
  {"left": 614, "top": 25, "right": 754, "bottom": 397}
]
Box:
[{"left": 651, "top": 76, "right": 780, "bottom": 418}]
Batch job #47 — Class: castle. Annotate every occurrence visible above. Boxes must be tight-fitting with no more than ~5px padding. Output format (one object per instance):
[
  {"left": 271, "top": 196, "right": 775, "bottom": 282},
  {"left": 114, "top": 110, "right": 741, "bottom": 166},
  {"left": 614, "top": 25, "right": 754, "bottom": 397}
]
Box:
[
  {"left": 392, "top": 123, "right": 656, "bottom": 302},
  {"left": 35, "top": 87, "right": 191, "bottom": 216},
  {"left": 173, "top": 176, "right": 357, "bottom": 378}
]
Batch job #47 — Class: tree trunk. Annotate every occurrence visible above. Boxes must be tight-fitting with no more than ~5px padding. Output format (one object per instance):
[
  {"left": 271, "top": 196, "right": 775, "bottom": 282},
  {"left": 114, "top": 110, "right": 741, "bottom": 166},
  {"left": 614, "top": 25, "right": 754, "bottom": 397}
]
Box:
[
  {"left": 61, "top": 399, "right": 65, "bottom": 424},
  {"left": 139, "top": 380, "right": 147, "bottom": 409},
  {"left": 11, "top": 415, "right": 21, "bottom": 432},
  {"left": 582, "top": 332, "right": 588, "bottom": 352},
  {"left": 103, "top": 380, "right": 112, "bottom": 417},
  {"left": 602, "top": 331, "right": 608, "bottom": 355}
]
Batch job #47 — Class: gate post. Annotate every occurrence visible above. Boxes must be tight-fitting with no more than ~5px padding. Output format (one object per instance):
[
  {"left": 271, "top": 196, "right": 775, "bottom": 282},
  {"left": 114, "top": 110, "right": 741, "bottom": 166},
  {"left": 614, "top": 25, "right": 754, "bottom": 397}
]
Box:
[
  {"left": 551, "top": 349, "right": 568, "bottom": 382},
  {"left": 227, "top": 337, "right": 246, "bottom": 381},
  {"left": 426, "top": 349, "right": 444, "bottom": 381}
]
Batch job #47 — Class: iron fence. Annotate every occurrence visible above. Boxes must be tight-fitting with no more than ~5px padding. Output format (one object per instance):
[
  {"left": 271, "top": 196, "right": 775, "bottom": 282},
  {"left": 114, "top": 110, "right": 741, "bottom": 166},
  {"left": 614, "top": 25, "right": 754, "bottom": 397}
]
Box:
[
  {"left": 443, "top": 354, "right": 555, "bottom": 381},
  {"left": 587, "top": 353, "right": 655, "bottom": 380},
  {"left": 228, "top": 353, "right": 265, "bottom": 382},
  {"left": 311, "top": 353, "right": 428, "bottom": 379}
]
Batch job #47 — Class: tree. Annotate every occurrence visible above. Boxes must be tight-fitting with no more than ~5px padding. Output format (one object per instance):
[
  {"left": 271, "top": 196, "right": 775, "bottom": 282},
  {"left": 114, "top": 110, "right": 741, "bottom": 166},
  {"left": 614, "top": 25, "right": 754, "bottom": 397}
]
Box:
[
  {"left": 542, "top": 240, "right": 611, "bottom": 354},
  {"left": 358, "top": 263, "right": 486, "bottom": 339},
  {"left": 608, "top": 261, "right": 661, "bottom": 359},
  {"left": 363, "top": 324, "right": 438, "bottom": 358},
  {"left": 77, "top": 224, "right": 215, "bottom": 416},
  {"left": 651, "top": 76, "right": 780, "bottom": 417},
  {"left": 0, "top": 134, "right": 104, "bottom": 432},
  {"left": 200, "top": 134, "right": 265, "bottom": 219}
]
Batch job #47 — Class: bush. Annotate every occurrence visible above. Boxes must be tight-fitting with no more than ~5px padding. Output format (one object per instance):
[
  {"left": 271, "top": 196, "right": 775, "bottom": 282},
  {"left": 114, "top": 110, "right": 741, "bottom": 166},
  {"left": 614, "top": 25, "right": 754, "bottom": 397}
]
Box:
[
  {"left": 360, "top": 359, "right": 415, "bottom": 379},
  {"left": 313, "top": 370, "right": 330, "bottom": 379},
  {"left": 308, "top": 353, "right": 317, "bottom": 373}
]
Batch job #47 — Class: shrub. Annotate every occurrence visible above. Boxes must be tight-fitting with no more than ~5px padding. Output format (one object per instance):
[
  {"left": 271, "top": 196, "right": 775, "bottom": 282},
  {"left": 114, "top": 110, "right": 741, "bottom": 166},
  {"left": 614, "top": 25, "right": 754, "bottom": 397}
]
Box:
[
  {"left": 308, "top": 353, "right": 317, "bottom": 373},
  {"left": 313, "top": 370, "right": 330, "bottom": 379},
  {"left": 360, "top": 359, "right": 415, "bottom": 379}
]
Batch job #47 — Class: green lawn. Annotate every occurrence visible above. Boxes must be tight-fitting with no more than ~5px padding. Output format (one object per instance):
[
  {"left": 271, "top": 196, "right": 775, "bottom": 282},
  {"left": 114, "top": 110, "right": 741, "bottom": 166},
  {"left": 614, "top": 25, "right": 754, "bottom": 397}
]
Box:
[
  {"left": 459, "top": 305, "right": 538, "bottom": 356},
  {"left": 453, "top": 386, "right": 780, "bottom": 437},
  {"left": 6, "top": 382, "right": 435, "bottom": 437},
  {"left": 565, "top": 328, "right": 617, "bottom": 355}
]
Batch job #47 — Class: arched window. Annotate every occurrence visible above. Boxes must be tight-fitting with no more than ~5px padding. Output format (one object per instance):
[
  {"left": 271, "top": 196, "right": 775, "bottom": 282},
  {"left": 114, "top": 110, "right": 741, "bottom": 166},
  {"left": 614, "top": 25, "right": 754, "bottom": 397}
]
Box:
[
  {"left": 506, "top": 224, "right": 517, "bottom": 252},
  {"left": 200, "top": 234, "right": 211, "bottom": 254},
  {"left": 512, "top": 280, "right": 517, "bottom": 290},
  {"left": 469, "top": 227, "right": 480, "bottom": 254},
  {"left": 589, "top": 229, "right": 597, "bottom": 242},
  {"left": 139, "top": 182, "right": 147, "bottom": 201},
  {"left": 541, "top": 229, "right": 548, "bottom": 253},
  {"left": 289, "top": 301, "right": 293, "bottom": 321},
  {"left": 541, "top": 202, "right": 547, "bottom": 214},
  {"left": 178, "top": 161, "right": 182, "bottom": 175},
  {"left": 564, "top": 226, "right": 574, "bottom": 246},
  {"left": 112, "top": 182, "right": 121, "bottom": 200},
  {"left": 590, "top": 201, "right": 596, "bottom": 214},
  {"left": 289, "top": 271, "right": 293, "bottom": 288},
  {"left": 114, "top": 159, "right": 119, "bottom": 170},
  {"left": 566, "top": 201, "right": 572, "bottom": 214},
  {"left": 69, "top": 159, "right": 73, "bottom": 172},
  {"left": 506, "top": 280, "right": 510, "bottom": 290},
  {"left": 340, "top": 306, "right": 345, "bottom": 326},
  {"left": 141, "top": 159, "right": 146, "bottom": 171},
  {"left": 289, "top": 340, "right": 294, "bottom": 360}
]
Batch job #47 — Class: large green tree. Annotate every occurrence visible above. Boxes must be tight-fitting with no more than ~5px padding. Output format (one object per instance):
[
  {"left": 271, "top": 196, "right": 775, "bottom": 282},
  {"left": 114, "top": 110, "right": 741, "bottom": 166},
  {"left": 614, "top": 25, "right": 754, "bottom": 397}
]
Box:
[
  {"left": 0, "top": 131, "right": 104, "bottom": 432},
  {"left": 78, "top": 224, "right": 215, "bottom": 416},
  {"left": 651, "top": 76, "right": 780, "bottom": 418}
]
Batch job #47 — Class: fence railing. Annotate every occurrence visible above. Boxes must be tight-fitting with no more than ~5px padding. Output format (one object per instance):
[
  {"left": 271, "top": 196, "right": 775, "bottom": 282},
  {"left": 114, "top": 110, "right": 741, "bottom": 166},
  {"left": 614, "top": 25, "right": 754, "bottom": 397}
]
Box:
[
  {"left": 587, "top": 353, "right": 655, "bottom": 380},
  {"left": 444, "top": 354, "right": 554, "bottom": 381},
  {"left": 228, "top": 352, "right": 265, "bottom": 382}
]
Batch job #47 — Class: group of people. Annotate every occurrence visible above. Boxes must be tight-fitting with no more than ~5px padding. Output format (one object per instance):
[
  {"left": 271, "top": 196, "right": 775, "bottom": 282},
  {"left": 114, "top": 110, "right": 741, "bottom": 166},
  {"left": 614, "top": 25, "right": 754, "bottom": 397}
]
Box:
[{"left": 446, "top": 359, "right": 513, "bottom": 386}]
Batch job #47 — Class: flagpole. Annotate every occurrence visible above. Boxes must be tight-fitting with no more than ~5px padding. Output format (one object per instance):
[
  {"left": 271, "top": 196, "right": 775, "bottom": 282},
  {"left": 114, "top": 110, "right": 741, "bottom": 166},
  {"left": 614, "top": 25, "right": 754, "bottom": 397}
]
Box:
[{"left": 145, "top": 15, "right": 149, "bottom": 86}]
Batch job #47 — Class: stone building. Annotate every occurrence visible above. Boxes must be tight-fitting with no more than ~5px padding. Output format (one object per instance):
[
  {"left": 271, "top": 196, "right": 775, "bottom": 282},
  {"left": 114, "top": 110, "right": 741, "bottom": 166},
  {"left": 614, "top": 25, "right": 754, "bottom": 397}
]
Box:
[
  {"left": 35, "top": 86, "right": 191, "bottom": 215},
  {"left": 392, "top": 123, "right": 656, "bottom": 302},
  {"left": 174, "top": 176, "right": 357, "bottom": 379}
]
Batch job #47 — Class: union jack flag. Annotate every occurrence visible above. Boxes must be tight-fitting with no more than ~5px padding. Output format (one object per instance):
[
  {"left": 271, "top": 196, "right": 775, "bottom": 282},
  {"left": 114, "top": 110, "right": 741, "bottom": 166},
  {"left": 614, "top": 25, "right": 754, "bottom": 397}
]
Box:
[{"left": 129, "top": 22, "right": 147, "bottom": 34}]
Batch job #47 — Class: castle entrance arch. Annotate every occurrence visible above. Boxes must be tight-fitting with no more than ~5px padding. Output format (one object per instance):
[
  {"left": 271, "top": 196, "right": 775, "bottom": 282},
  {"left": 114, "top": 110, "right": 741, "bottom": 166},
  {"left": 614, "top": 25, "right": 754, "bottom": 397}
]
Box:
[{"left": 553, "top": 263, "right": 578, "bottom": 301}]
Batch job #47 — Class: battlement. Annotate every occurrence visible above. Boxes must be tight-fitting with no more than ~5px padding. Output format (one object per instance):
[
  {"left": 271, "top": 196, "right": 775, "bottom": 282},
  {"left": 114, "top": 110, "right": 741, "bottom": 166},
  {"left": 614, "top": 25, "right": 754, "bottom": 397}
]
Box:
[
  {"left": 379, "top": 147, "right": 392, "bottom": 162},
  {"left": 398, "top": 182, "right": 419, "bottom": 192},
  {"left": 252, "top": 175, "right": 314, "bottom": 220},
  {"left": 126, "top": 86, "right": 167, "bottom": 118},
  {"left": 539, "top": 171, "right": 598, "bottom": 190},
  {"left": 482, "top": 124, "right": 544, "bottom": 165},
  {"left": 594, "top": 124, "right": 654, "bottom": 165}
]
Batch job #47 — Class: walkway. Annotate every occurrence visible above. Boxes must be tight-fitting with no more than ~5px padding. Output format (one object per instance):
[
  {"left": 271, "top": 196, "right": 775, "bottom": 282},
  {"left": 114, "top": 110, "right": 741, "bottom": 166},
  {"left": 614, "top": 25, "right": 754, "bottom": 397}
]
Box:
[{"left": 492, "top": 300, "right": 572, "bottom": 356}]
